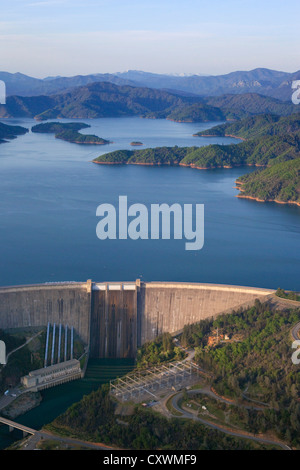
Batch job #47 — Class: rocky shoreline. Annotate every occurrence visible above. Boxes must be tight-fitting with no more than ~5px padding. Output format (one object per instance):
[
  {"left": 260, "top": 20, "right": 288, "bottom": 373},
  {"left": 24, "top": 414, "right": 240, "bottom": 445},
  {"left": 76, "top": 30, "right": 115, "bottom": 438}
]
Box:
[
  {"left": 93, "top": 160, "right": 266, "bottom": 170},
  {"left": 1, "top": 392, "right": 42, "bottom": 419},
  {"left": 193, "top": 133, "right": 246, "bottom": 141},
  {"left": 235, "top": 182, "right": 300, "bottom": 207},
  {"left": 236, "top": 194, "right": 300, "bottom": 207}
]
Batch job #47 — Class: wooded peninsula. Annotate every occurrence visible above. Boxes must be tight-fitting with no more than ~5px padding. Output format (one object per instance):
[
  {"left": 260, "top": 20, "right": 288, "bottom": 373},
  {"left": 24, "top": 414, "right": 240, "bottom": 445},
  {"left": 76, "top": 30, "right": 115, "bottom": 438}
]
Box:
[
  {"left": 93, "top": 113, "right": 300, "bottom": 206},
  {"left": 31, "top": 122, "right": 110, "bottom": 145}
]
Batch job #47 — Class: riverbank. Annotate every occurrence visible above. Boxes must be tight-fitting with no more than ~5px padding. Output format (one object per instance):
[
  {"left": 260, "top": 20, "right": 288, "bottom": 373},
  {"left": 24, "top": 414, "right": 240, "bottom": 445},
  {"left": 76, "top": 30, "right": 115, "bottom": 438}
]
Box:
[{"left": 1, "top": 392, "right": 42, "bottom": 419}]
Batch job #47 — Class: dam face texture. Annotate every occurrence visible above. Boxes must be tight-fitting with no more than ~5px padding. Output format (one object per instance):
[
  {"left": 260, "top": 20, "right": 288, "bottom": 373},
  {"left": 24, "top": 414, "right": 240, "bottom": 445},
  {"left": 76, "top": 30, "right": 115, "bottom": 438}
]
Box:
[
  {"left": 90, "top": 284, "right": 137, "bottom": 359},
  {"left": 0, "top": 280, "right": 274, "bottom": 359}
]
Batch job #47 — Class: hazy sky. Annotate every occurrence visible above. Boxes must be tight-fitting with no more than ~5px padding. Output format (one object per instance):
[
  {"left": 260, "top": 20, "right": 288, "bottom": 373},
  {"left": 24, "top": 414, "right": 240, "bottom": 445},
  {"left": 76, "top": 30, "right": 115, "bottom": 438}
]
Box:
[{"left": 0, "top": 0, "right": 299, "bottom": 77}]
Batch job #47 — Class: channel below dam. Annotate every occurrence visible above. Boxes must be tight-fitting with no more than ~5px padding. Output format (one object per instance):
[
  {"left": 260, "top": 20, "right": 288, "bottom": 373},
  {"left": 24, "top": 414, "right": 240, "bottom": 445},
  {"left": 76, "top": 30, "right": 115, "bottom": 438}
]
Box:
[{"left": 0, "top": 280, "right": 275, "bottom": 359}]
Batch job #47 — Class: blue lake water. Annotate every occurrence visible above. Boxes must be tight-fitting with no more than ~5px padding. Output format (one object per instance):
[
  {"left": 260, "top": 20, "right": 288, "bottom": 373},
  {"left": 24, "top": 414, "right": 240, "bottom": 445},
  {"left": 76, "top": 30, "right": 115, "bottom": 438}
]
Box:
[{"left": 0, "top": 116, "right": 299, "bottom": 290}]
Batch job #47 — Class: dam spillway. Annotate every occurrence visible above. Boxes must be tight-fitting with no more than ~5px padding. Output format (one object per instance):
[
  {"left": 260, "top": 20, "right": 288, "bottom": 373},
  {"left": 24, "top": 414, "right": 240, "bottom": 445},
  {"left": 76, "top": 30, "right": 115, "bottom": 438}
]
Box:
[
  {"left": 90, "top": 283, "right": 137, "bottom": 359},
  {"left": 0, "top": 280, "right": 275, "bottom": 358}
]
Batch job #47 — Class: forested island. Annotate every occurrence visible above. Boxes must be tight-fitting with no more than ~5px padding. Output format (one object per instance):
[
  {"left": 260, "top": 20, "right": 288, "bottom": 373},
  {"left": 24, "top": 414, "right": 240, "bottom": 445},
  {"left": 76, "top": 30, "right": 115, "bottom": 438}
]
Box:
[
  {"left": 94, "top": 112, "right": 300, "bottom": 206},
  {"left": 130, "top": 141, "right": 143, "bottom": 146},
  {"left": 93, "top": 132, "right": 299, "bottom": 169},
  {"left": 31, "top": 122, "right": 110, "bottom": 145},
  {"left": 0, "top": 122, "right": 28, "bottom": 143}
]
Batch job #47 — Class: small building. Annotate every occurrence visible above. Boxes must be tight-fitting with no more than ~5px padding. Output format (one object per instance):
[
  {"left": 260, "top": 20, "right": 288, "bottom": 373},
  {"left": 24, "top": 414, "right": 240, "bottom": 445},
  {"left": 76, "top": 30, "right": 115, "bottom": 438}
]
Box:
[{"left": 21, "top": 359, "right": 82, "bottom": 391}]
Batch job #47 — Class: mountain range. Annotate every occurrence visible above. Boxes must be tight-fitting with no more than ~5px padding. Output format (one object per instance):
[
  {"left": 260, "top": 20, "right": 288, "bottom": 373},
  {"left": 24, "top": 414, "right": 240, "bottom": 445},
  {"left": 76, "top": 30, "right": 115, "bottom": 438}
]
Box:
[
  {"left": 0, "top": 81, "right": 298, "bottom": 121},
  {"left": 1, "top": 68, "right": 300, "bottom": 102},
  {"left": 0, "top": 82, "right": 199, "bottom": 120}
]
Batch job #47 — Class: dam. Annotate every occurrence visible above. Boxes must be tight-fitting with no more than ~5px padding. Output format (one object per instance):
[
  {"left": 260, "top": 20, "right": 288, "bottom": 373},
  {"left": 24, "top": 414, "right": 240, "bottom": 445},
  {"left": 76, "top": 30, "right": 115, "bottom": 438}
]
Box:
[{"left": 0, "top": 280, "right": 275, "bottom": 359}]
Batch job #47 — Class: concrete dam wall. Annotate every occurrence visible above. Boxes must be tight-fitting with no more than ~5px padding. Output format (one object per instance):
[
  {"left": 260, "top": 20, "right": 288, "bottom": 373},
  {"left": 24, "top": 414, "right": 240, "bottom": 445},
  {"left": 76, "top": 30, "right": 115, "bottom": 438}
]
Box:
[
  {"left": 0, "top": 282, "right": 91, "bottom": 344},
  {"left": 0, "top": 280, "right": 274, "bottom": 358},
  {"left": 137, "top": 282, "right": 274, "bottom": 345}
]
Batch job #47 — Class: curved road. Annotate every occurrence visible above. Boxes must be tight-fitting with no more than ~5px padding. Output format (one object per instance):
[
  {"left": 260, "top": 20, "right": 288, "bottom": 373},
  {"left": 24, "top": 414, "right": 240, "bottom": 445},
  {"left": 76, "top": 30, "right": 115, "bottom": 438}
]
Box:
[
  {"left": 170, "top": 390, "right": 291, "bottom": 450},
  {"left": 291, "top": 322, "right": 300, "bottom": 341},
  {"left": 4, "top": 330, "right": 44, "bottom": 366}
]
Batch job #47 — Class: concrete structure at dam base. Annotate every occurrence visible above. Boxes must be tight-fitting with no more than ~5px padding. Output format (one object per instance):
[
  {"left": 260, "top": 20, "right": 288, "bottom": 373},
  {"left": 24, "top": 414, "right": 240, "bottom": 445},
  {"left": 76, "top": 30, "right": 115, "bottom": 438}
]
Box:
[
  {"left": 0, "top": 280, "right": 275, "bottom": 359},
  {"left": 21, "top": 359, "right": 82, "bottom": 391}
]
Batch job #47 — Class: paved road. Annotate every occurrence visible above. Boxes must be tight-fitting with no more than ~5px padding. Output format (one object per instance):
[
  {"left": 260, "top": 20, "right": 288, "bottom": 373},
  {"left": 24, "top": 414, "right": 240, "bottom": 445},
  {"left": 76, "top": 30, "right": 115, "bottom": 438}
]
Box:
[
  {"left": 169, "top": 390, "right": 291, "bottom": 450},
  {"left": 0, "top": 418, "right": 118, "bottom": 450},
  {"left": 291, "top": 322, "right": 300, "bottom": 341},
  {"left": 23, "top": 431, "right": 116, "bottom": 451},
  {"left": 5, "top": 330, "right": 43, "bottom": 365},
  {"left": 194, "top": 386, "right": 265, "bottom": 411}
]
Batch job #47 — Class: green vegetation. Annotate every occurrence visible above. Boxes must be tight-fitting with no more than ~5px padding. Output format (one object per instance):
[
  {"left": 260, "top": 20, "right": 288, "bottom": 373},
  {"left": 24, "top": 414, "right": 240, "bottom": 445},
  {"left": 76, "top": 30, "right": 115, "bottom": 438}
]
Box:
[
  {"left": 1, "top": 79, "right": 297, "bottom": 123},
  {"left": 0, "top": 329, "right": 25, "bottom": 356},
  {"left": 187, "top": 301, "right": 300, "bottom": 448},
  {"left": 0, "top": 122, "right": 28, "bottom": 143},
  {"left": 43, "top": 302, "right": 300, "bottom": 450},
  {"left": 195, "top": 113, "right": 300, "bottom": 140},
  {"left": 183, "top": 393, "right": 279, "bottom": 443},
  {"left": 0, "top": 327, "right": 85, "bottom": 394},
  {"left": 136, "top": 333, "right": 185, "bottom": 368},
  {"left": 147, "top": 94, "right": 297, "bottom": 122},
  {"left": 0, "top": 329, "right": 45, "bottom": 393},
  {"left": 0, "top": 82, "right": 199, "bottom": 120},
  {"left": 204, "top": 93, "right": 297, "bottom": 120},
  {"left": 236, "top": 158, "right": 300, "bottom": 204},
  {"left": 94, "top": 146, "right": 191, "bottom": 165},
  {"left": 94, "top": 134, "right": 300, "bottom": 169},
  {"left": 94, "top": 109, "right": 300, "bottom": 205},
  {"left": 55, "top": 130, "right": 110, "bottom": 144},
  {"left": 37, "top": 439, "right": 89, "bottom": 451},
  {"left": 182, "top": 135, "right": 300, "bottom": 169},
  {"left": 192, "top": 113, "right": 300, "bottom": 205},
  {"left": 165, "top": 394, "right": 183, "bottom": 416},
  {"left": 47, "top": 383, "right": 274, "bottom": 450},
  {"left": 276, "top": 288, "right": 300, "bottom": 302},
  {"left": 31, "top": 122, "right": 90, "bottom": 134},
  {"left": 165, "top": 103, "right": 225, "bottom": 122},
  {"left": 31, "top": 122, "right": 110, "bottom": 145},
  {"left": 181, "top": 319, "right": 212, "bottom": 348}
]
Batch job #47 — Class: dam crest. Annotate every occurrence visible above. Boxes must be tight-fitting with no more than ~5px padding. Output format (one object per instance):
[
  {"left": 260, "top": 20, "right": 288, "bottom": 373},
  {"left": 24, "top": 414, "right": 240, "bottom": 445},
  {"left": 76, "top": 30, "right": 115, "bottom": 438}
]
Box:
[{"left": 0, "top": 280, "right": 275, "bottom": 358}]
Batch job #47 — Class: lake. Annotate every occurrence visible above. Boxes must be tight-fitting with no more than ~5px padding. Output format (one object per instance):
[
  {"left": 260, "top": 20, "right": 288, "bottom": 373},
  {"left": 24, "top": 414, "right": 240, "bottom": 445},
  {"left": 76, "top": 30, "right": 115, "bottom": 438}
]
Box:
[
  {"left": 0, "top": 115, "right": 300, "bottom": 449},
  {"left": 0, "top": 116, "right": 299, "bottom": 291}
]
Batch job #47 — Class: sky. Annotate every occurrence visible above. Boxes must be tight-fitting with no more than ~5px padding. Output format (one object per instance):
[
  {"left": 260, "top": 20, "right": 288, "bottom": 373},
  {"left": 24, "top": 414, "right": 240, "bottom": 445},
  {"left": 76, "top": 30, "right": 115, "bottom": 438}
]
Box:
[{"left": 0, "top": 0, "right": 299, "bottom": 77}]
